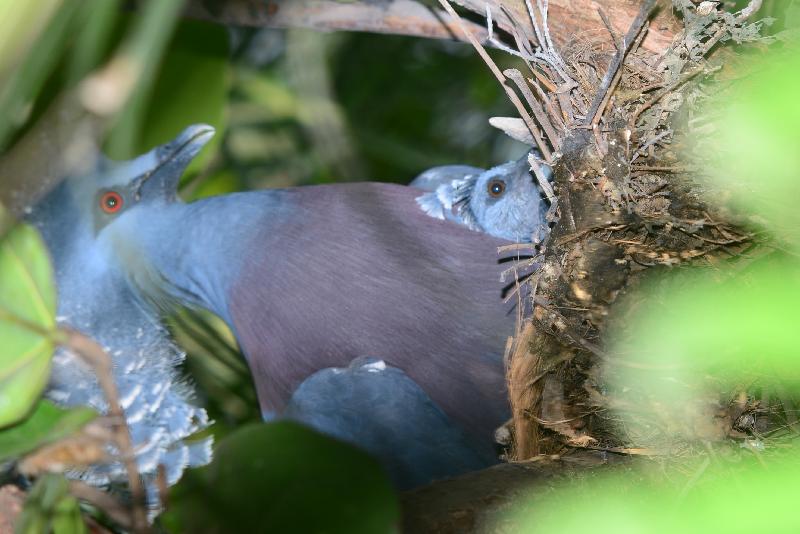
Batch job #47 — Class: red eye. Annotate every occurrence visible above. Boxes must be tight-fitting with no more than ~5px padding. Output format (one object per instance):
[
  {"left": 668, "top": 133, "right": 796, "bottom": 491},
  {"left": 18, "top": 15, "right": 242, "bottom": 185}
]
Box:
[{"left": 100, "top": 191, "right": 123, "bottom": 214}]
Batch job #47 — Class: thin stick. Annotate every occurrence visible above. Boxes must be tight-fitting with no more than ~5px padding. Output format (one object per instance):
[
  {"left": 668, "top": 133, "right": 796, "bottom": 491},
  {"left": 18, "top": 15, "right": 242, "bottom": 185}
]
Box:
[
  {"left": 68, "top": 481, "right": 133, "bottom": 530},
  {"left": 628, "top": 65, "right": 718, "bottom": 131},
  {"left": 438, "top": 0, "right": 553, "bottom": 162},
  {"left": 63, "top": 329, "right": 150, "bottom": 533},
  {"left": 505, "top": 68, "right": 559, "bottom": 148},
  {"left": 584, "top": 0, "right": 656, "bottom": 126}
]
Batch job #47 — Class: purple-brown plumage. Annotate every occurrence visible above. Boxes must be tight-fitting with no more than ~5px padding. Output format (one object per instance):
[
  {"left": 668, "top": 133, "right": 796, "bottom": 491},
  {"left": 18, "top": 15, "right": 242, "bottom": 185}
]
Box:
[
  {"left": 227, "top": 182, "right": 516, "bottom": 442},
  {"left": 101, "top": 126, "right": 524, "bottom": 482}
]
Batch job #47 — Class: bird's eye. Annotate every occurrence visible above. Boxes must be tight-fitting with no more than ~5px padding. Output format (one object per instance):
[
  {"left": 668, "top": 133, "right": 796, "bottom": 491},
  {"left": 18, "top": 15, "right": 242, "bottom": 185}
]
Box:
[
  {"left": 100, "top": 191, "right": 124, "bottom": 214},
  {"left": 487, "top": 179, "right": 506, "bottom": 197}
]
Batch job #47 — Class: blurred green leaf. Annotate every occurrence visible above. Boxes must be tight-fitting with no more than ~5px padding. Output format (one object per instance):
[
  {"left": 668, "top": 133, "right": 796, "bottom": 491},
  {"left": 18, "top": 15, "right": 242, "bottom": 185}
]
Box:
[
  {"left": 17, "top": 473, "right": 87, "bottom": 534},
  {"left": 0, "top": 400, "right": 96, "bottom": 462},
  {"left": 612, "top": 260, "right": 800, "bottom": 383},
  {"left": 0, "top": 1, "right": 81, "bottom": 149},
  {"left": 0, "top": 223, "right": 56, "bottom": 428},
  {"left": 105, "top": 0, "right": 186, "bottom": 159},
  {"left": 160, "top": 422, "right": 399, "bottom": 534},
  {"left": 603, "top": 259, "right": 800, "bottom": 446},
  {"left": 0, "top": 1, "right": 62, "bottom": 84},
  {"left": 507, "top": 454, "right": 800, "bottom": 533},
  {"left": 701, "top": 45, "right": 800, "bottom": 251},
  {"left": 66, "top": 0, "right": 121, "bottom": 86},
  {"left": 134, "top": 20, "right": 229, "bottom": 176}
]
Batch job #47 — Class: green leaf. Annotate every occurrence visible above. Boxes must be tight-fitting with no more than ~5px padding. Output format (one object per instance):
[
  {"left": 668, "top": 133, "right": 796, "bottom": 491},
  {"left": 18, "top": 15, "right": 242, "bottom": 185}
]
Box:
[
  {"left": 103, "top": 0, "right": 185, "bottom": 159},
  {"left": 0, "top": 0, "right": 62, "bottom": 84},
  {"left": 507, "top": 453, "right": 800, "bottom": 533},
  {"left": 700, "top": 46, "right": 800, "bottom": 252},
  {"left": 0, "top": 0, "right": 82, "bottom": 149},
  {"left": 17, "top": 473, "right": 87, "bottom": 534},
  {"left": 0, "top": 223, "right": 56, "bottom": 428},
  {"left": 137, "top": 20, "right": 229, "bottom": 176},
  {"left": 0, "top": 400, "right": 96, "bottom": 462},
  {"left": 160, "top": 421, "right": 399, "bottom": 534}
]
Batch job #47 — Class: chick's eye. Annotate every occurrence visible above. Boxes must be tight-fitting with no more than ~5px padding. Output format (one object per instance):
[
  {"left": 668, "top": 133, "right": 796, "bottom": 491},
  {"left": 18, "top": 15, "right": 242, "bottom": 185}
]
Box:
[
  {"left": 487, "top": 179, "right": 506, "bottom": 197},
  {"left": 100, "top": 191, "right": 124, "bottom": 214}
]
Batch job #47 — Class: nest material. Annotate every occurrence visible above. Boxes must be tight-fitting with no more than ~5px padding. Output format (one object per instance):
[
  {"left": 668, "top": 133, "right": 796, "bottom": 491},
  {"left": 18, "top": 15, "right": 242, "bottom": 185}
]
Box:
[{"left": 444, "top": 0, "right": 782, "bottom": 460}]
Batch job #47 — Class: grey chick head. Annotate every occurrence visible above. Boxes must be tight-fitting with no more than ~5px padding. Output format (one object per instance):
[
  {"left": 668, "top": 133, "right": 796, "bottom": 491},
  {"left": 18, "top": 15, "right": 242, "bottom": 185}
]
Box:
[
  {"left": 414, "top": 153, "right": 551, "bottom": 243},
  {"left": 25, "top": 124, "right": 215, "bottom": 504}
]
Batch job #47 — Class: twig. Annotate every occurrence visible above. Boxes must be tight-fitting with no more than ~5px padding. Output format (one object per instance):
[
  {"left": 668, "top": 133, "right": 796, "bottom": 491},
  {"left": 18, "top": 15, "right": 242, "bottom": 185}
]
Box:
[
  {"left": 528, "top": 153, "right": 554, "bottom": 200},
  {"left": 62, "top": 328, "right": 149, "bottom": 533},
  {"left": 737, "top": 0, "right": 763, "bottom": 21},
  {"left": 0, "top": 312, "right": 140, "bottom": 505},
  {"left": 438, "top": 0, "right": 553, "bottom": 162},
  {"left": 597, "top": 8, "right": 622, "bottom": 51},
  {"left": 630, "top": 128, "right": 672, "bottom": 163},
  {"left": 628, "top": 64, "right": 719, "bottom": 131},
  {"left": 68, "top": 481, "right": 133, "bottom": 530},
  {"left": 584, "top": 0, "right": 656, "bottom": 126},
  {"left": 504, "top": 68, "right": 560, "bottom": 149}
]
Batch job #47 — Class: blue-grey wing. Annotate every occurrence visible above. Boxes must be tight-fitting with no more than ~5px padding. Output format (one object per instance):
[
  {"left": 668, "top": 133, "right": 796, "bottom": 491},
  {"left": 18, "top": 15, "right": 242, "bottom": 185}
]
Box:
[{"left": 282, "top": 357, "right": 498, "bottom": 490}]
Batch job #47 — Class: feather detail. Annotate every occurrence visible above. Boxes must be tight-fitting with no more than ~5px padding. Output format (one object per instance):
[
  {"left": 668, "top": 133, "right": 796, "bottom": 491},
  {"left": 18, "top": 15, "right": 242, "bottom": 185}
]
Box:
[{"left": 415, "top": 191, "right": 447, "bottom": 220}]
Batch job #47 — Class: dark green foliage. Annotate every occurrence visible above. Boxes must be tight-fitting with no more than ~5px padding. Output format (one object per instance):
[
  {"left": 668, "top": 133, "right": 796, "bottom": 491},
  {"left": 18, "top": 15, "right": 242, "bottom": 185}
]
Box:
[
  {"left": 160, "top": 422, "right": 399, "bottom": 534},
  {"left": 17, "top": 474, "right": 86, "bottom": 534},
  {"left": 0, "top": 401, "right": 95, "bottom": 462}
]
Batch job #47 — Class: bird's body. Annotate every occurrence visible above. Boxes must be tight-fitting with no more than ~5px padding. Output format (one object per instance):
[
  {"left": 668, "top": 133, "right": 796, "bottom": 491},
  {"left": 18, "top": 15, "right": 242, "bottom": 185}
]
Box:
[
  {"left": 116, "top": 181, "right": 516, "bottom": 444},
  {"left": 26, "top": 143, "right": 213, "bottom": 496},
  {"left": 412, "top": 154, "right": 551, "bottom": 243},
  {"left": 29, "top": 125, "right": 519, "bottom": 490}
]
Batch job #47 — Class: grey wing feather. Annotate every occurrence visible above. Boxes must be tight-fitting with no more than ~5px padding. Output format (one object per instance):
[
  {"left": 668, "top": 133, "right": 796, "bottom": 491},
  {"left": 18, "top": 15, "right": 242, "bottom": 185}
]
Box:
[{"left": 283, "top": 357, "right": 496, "bottom": 489}]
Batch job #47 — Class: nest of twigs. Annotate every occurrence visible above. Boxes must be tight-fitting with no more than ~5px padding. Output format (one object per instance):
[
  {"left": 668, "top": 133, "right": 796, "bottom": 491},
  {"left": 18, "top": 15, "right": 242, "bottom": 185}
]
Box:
[{"left": 441, "top": 0, "right": 792, "bottom": 462}]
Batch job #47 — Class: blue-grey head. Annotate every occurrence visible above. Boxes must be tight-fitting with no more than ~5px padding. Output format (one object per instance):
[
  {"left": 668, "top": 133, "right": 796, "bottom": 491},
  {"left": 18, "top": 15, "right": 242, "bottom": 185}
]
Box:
[
  {"left": 25, "top": 125, "right": 216, "bottom": 502},
  {"left": 414, "top": 153, "right": 551, "bottom": 243}
]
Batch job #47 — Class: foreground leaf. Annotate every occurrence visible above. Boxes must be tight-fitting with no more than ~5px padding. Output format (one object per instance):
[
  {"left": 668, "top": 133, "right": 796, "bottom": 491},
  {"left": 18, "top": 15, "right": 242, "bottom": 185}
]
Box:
[
  {"left": 0, "top": 400, "right": 96, "bottom": 463},
  {"left": 16, "top": 474, "right": 87, "bottom": 534},
  {"left": 160, "top": 421, "right": 399, "bottom": 533},
  {"left": 0, "top": 223, "right": 56, "bottom": 427}
]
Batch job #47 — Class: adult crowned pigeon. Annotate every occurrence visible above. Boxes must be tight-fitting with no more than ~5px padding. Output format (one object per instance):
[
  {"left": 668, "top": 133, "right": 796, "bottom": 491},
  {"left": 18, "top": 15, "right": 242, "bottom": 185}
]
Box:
[
  {"left": 28, "top": 125, "right": 521, "bottom": 489},
  {"left": 412, "top": 153, "right": 551, "bottom": 243},
  {"left": 26, "top": 135, "right": 214, "bottom": 501}
]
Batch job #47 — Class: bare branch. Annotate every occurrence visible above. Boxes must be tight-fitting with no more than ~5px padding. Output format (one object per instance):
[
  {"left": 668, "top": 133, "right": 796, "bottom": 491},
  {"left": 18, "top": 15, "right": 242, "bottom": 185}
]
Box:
[
  {"left": 185, "top": 0, "right": 489, "bottom": 43},
  {"left": 185, "top": 0, "right": 680, "bottom": 56}
]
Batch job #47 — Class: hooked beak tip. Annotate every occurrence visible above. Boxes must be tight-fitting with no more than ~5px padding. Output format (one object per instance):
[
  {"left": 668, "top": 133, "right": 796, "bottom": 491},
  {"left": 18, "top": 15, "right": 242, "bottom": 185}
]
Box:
[{"left": 181, "top": 124, "right": 216, "bottom": 153}]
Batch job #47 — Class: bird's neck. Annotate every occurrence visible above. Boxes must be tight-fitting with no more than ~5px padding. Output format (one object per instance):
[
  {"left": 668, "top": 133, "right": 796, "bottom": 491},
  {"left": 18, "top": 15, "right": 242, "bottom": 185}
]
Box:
[{"left": 119, "top": 191, "right": 286, "bottom": 324}]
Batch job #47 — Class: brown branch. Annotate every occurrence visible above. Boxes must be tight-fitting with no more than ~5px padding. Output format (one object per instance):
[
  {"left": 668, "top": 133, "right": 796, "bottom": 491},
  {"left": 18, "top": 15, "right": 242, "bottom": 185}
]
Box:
[
  {"left": 185, "top": 0, "right": 680, "bottom": 56},
  {"left": 453, "top": 0, "right": 677, "bottom": 54},
  {"left": 504, "top": 68, "right": 560, "bottom": 150},
  {"left": 185, "top": 0, "right": 488, "bottom": 42}
]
